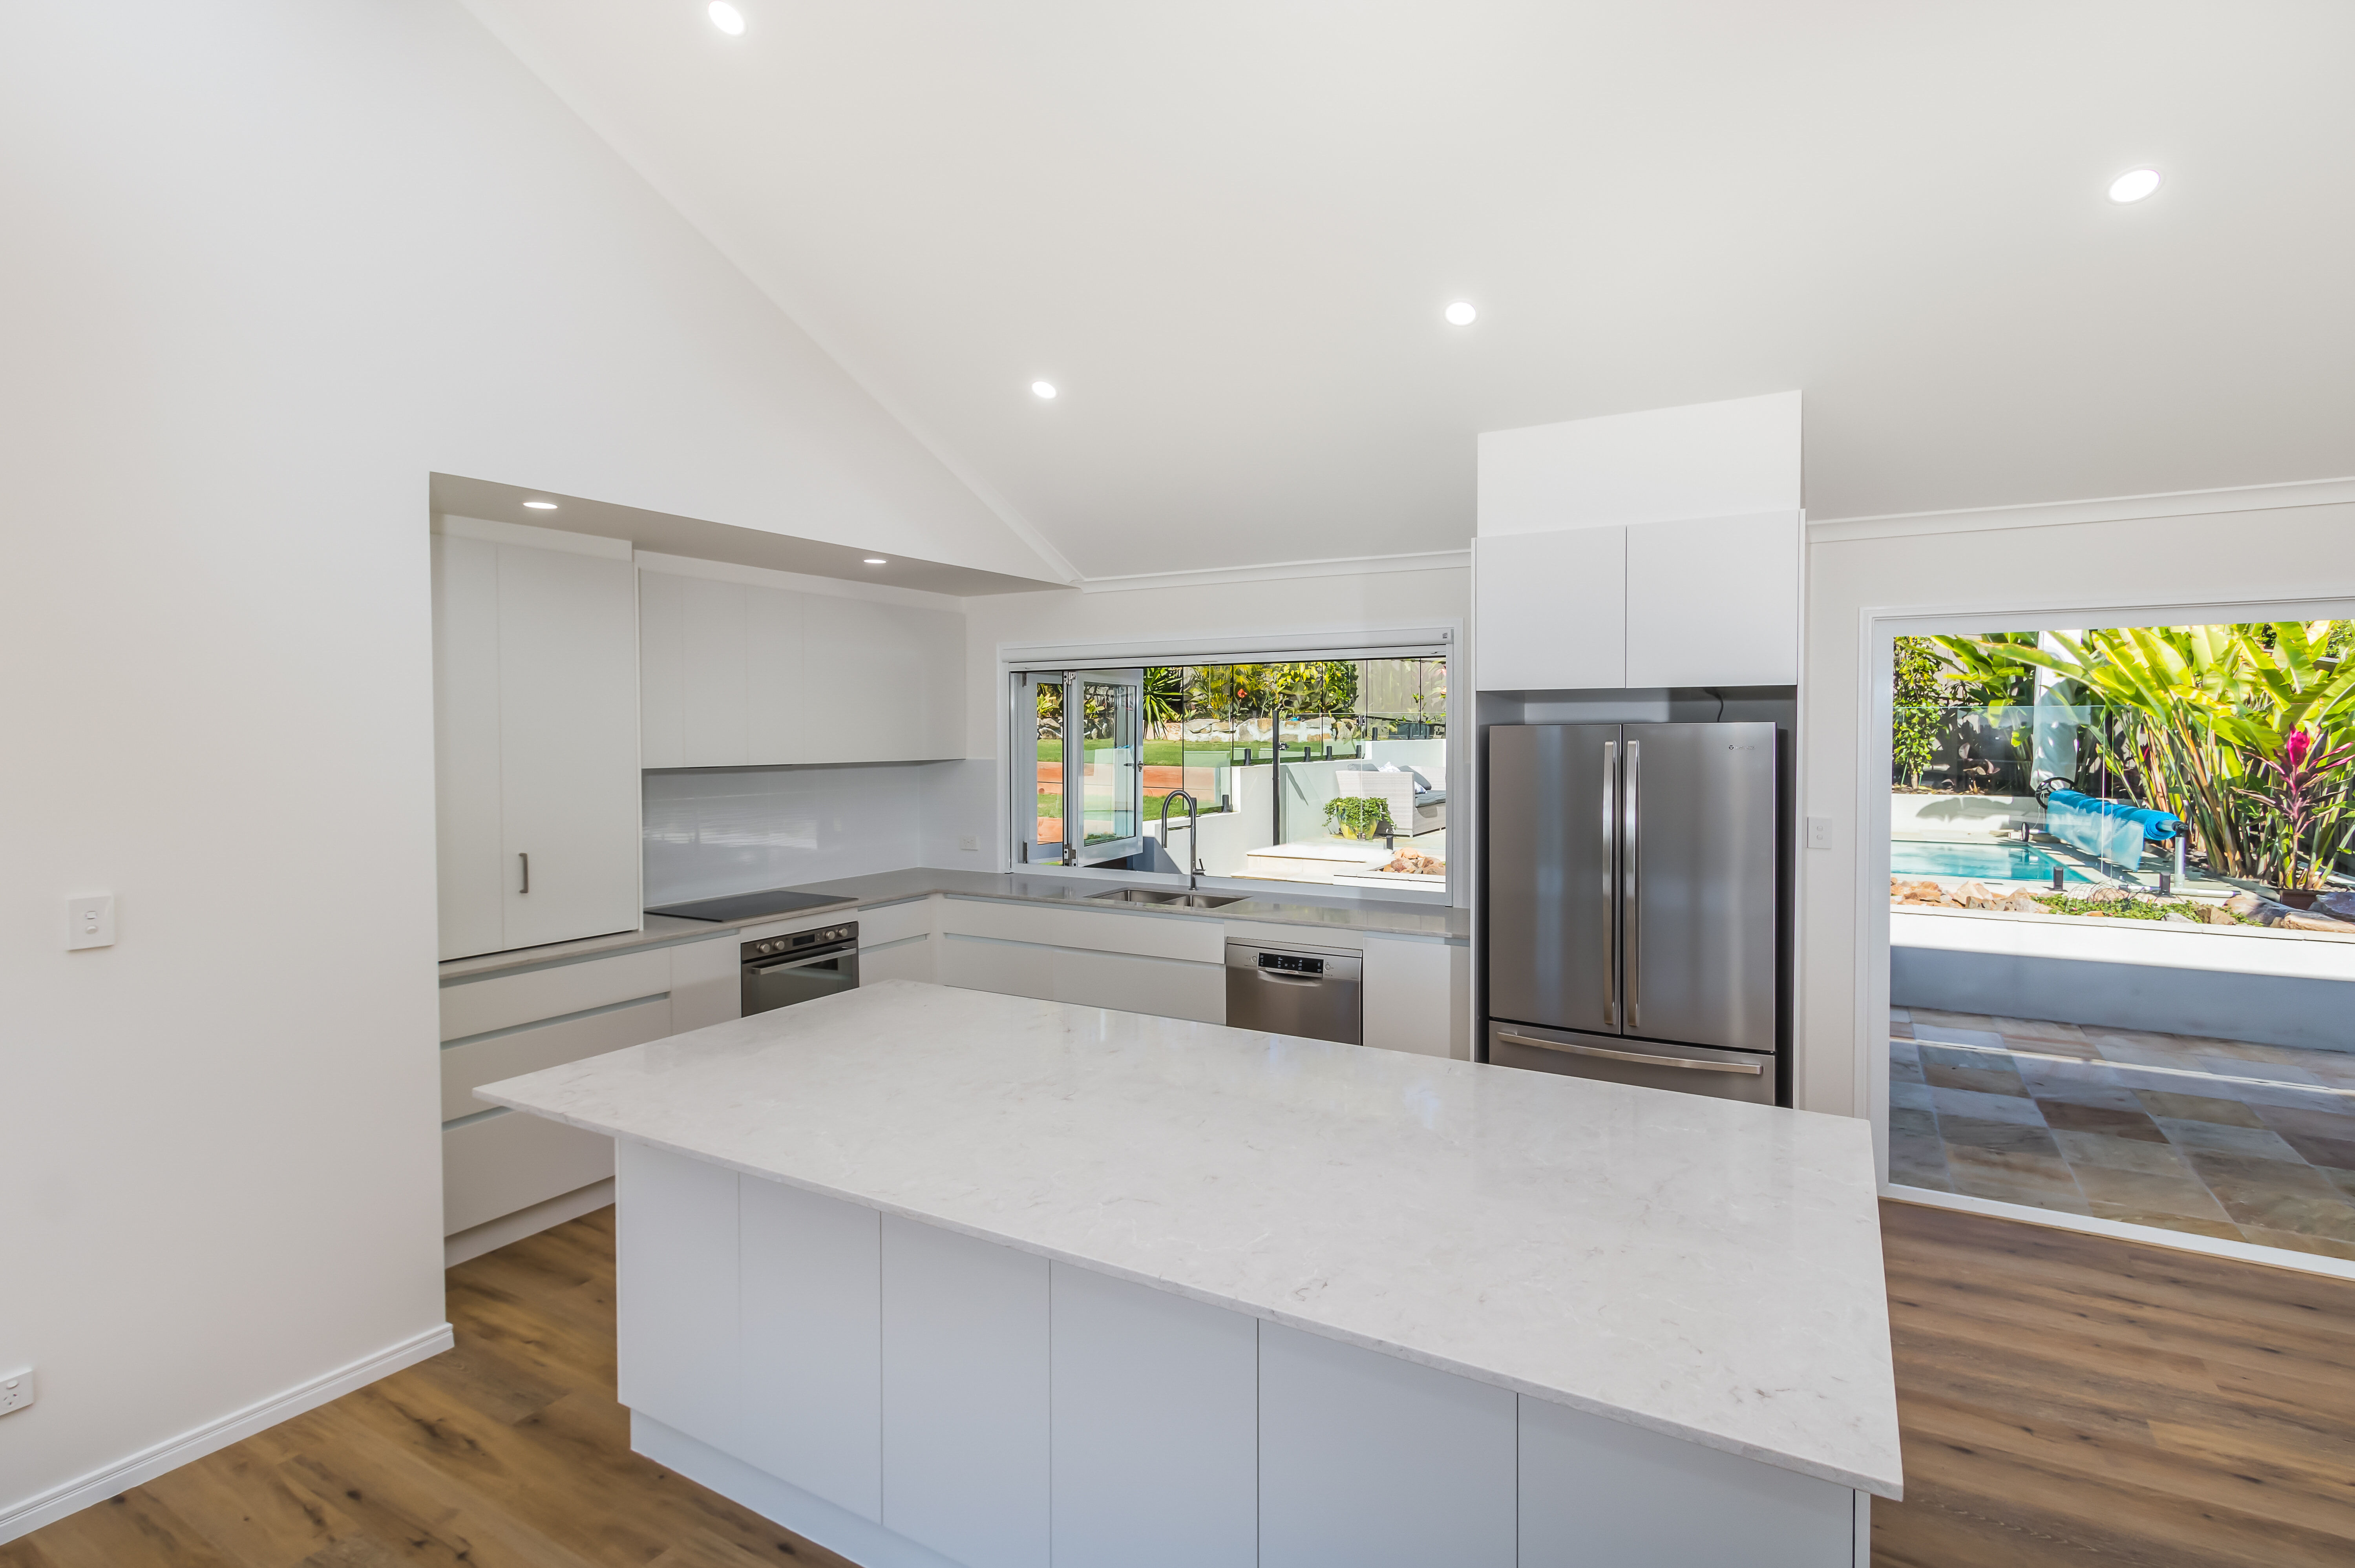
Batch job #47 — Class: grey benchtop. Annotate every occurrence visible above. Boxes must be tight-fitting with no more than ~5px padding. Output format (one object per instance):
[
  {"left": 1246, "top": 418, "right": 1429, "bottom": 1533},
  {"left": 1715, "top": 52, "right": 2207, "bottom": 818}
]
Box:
[{"left": 440, "top": 867, "right": 1468, "bottom": 983}]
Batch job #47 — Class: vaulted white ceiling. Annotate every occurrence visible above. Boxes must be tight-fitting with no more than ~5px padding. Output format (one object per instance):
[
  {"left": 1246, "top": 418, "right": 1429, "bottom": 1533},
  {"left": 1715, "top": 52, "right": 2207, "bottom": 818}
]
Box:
[{"left": 462, "top": 0, "right": 2355, "bottom": 579}]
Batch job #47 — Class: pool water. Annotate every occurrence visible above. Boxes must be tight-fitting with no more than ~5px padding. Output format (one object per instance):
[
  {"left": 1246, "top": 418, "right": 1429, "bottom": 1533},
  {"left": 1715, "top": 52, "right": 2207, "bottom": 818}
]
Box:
[{"left": 1889, "top": 838, "right": 2096, "bottom": 883}]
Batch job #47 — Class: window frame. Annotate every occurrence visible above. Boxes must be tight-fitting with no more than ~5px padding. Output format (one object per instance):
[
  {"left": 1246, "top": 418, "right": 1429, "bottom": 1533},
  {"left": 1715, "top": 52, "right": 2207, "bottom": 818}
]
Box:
[{"left": 1002, "top": 634, "right": 1456, "bottom": 903}]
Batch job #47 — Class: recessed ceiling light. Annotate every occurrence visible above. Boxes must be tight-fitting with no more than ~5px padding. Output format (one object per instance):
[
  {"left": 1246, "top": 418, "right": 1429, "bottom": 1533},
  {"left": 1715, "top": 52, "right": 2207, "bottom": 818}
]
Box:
[
  {"left": 863, "top": 557, "right": 888, "bottom": 565},
  {"left": 1031, "top": 381, "right": 1057, "bottom": 400},
  {"left": 2107, "top": 168, "right": 2162, "bottom": 203},
  {"left": 522, "top": 500, "right": 558, "bottom": 510},
  {"left": 708, "top": 2, "right": 745, "bottom": 37},
  {"left": 1444, "top": 301, "right": 1478, "bottom": 326}
]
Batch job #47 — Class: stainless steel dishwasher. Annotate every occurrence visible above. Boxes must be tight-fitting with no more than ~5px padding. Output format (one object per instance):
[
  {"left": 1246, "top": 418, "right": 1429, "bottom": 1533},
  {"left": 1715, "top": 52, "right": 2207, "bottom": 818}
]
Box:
[{"left": 1224, "top": 939, "right": 1363, "bottom": 1045}]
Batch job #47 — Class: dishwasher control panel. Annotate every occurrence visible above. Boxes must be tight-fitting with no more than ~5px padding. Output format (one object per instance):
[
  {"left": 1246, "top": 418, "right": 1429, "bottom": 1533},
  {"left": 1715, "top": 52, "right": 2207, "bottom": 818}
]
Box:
[{"left": 1258, "top": 951, "right": 1326, "bottom": 977}]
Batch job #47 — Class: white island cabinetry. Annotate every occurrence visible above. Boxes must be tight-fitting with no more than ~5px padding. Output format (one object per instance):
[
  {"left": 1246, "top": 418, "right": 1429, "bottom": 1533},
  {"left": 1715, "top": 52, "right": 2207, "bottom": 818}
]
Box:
[{"left": 490, "top": 983, "right": 1898, "bottom": 1568}]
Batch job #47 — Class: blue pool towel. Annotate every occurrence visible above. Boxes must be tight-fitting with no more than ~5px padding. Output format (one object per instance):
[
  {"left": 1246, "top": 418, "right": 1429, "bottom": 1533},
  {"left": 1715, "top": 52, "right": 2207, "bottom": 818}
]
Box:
[{"left": 2044, "top": 789, "right": 2180, "bottom": 864}]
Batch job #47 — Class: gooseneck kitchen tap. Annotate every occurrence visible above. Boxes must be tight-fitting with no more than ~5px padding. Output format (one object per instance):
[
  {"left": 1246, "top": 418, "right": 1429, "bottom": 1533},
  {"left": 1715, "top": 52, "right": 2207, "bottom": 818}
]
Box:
[{"left": 1160, "top": 788, "right": 1204, "bottom": 891}]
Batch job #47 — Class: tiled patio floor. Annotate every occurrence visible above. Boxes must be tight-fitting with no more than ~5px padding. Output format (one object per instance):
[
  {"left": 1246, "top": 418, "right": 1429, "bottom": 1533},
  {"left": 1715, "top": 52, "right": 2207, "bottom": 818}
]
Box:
[{"left": 1889, "top": 1007, "right": 2355, "bottom": 1261}]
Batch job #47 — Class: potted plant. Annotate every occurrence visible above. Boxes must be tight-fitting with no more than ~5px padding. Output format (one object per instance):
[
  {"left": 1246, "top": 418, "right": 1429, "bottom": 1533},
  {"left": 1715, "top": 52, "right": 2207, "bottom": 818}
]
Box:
[{"left": 1323, "top": 796, "right": 1390, "bottom": 840}]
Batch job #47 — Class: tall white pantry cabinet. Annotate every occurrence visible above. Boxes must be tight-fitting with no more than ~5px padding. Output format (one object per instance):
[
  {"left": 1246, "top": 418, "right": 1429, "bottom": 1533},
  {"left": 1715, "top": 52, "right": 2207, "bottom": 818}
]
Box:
[{"left": 431, "top": 523, "right": 643, "bottom": 962}]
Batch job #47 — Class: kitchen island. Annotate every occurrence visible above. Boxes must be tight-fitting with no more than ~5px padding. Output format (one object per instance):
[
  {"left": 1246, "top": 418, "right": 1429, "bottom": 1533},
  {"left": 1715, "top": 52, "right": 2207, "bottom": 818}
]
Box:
[{"left": 478, "top": 980, "right": 1898, "bottom": 1568}]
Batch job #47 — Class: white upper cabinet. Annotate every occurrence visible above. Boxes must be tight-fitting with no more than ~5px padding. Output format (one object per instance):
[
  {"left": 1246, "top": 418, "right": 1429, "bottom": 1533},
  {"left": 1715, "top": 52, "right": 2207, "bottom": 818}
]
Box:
[
  {"left": 639, "top": 567, "right": 966, "bottom": 768},
  {"left": 1469, "top": 526, "right": 1626, "bottom": 691},
  {"left": 1474, "top": 392, "right": 1801, "bottom": 692},
  {"left": 432, "top": 523, "right": 642, "bottom": 961}
]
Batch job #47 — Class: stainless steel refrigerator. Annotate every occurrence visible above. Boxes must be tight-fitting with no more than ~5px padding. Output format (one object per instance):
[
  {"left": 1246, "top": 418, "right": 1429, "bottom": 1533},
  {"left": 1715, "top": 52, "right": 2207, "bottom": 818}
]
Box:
[{"left": 1484, "top": 722, "right": 1781, "bottom": 1104}]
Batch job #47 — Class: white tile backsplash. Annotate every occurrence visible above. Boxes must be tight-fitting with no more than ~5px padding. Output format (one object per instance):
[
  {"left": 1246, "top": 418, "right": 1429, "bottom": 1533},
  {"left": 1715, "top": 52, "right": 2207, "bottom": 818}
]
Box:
[{"left": 643, "top": 764, "right": 963, "bottom": 906}]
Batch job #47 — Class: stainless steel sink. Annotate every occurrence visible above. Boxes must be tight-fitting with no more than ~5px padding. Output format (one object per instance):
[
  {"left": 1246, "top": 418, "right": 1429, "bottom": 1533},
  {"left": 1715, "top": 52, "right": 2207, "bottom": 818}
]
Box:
[{"left": 1085, "top": 887, "right": 1248, "bottom": 910}]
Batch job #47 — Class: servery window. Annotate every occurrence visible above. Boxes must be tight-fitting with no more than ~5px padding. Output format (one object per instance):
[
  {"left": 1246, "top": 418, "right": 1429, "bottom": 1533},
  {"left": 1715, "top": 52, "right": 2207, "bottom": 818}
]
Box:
[{"left": 1012, "top": 656, "right": 1448, "bottom": 894}]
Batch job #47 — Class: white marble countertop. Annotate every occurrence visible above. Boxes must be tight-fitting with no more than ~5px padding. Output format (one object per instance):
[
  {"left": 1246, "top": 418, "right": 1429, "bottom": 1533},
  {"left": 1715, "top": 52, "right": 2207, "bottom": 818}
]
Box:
[{"left": 477, "top": 980, "right": 1901, "bottom": 1498}]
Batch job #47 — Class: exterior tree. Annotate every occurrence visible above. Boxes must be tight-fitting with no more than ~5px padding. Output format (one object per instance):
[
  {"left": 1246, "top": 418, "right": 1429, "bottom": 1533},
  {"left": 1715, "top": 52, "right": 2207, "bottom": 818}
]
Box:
[{"left": 1891, "top": 637, "right": 1945, "bottom": 787}]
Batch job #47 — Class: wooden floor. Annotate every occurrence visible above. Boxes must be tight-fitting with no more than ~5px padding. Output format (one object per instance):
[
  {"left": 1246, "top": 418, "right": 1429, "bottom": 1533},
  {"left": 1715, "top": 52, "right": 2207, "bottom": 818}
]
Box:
[{"left": 9, "top": 1199, "right": 2355, "bottom": 1567}]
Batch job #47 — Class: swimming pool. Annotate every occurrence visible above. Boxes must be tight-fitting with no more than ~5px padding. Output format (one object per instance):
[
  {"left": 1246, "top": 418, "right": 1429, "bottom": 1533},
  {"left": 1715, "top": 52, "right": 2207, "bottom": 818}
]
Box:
[{"left": 1889, "top": 838, "right": 2097, "bottom": 883}]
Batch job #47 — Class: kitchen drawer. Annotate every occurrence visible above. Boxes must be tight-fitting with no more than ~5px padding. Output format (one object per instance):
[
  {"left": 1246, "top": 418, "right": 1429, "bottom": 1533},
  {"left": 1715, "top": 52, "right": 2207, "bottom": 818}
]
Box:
[
  {"left": 441, "top": 993, "right": 673, "bottom": 1123},
  {"left": 443, "top": 1110, "right": 614, "bottom": 1235},
  {"left": 861, "top": 935, "right": 936, "bottom": 985},
  {"left": 857, "top": 898, "right": 934, "bottom": 949},
  {"left": 939, "top": 898, "right": 1223, "bottom": 966},
  {"left": 938, "top": 935, "right": 1222, "bottom": 1024},
  {"left": 439, "top": 946, "right": 671, "bottom": 1041}
]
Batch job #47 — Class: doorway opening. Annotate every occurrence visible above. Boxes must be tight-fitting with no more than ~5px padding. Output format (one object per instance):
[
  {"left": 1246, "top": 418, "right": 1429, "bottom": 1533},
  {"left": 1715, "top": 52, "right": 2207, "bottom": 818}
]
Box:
[{"left": 1873, "top": 613, "right": 2355, "bottom": 1268}]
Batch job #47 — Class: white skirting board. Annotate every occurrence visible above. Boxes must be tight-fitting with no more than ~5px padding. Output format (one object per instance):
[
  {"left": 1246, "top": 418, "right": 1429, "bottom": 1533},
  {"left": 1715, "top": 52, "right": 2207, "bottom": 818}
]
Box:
[
  {"left": 444, "top": 1176, "right": 616, "bottom": 1267},
  {"left": 633, "top": 1411, "right": 962, "bottom": 1568},
  {"left": 0, "top": 1322, "right": 453, "bottom": 1544}
]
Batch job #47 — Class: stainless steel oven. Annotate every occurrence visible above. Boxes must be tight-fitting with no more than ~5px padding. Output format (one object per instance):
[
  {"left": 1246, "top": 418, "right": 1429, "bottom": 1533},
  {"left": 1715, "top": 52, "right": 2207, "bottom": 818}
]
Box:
[{"left": 741, "top": 922, "right": 859, "bottom": 1017}]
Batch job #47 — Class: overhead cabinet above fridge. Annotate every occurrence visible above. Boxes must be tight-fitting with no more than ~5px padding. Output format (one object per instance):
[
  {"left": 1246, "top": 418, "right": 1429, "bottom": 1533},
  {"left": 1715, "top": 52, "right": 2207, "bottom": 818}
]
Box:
[{"left": 1484, "top": 722, "right": 1782, "bottom": 1104}]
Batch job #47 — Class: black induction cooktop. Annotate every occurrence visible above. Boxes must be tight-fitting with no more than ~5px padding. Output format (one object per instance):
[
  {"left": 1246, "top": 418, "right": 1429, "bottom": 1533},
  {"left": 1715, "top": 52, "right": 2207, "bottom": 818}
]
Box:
[{"left": 645, "top": 888, "right": 849, "bottom": 924}]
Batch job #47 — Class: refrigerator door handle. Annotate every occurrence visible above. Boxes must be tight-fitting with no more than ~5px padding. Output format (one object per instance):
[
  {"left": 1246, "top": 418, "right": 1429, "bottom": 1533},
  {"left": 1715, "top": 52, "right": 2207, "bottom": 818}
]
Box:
[
  {"left": 1624, "top": 738, "right": 1640, "bottom": 1029},
  {"left": 1601, "top": 739, "right": 1618, "bottom": 1029},
  {"left": 1494, "top": 1032, "right": 1764, "bottom": 1075}
]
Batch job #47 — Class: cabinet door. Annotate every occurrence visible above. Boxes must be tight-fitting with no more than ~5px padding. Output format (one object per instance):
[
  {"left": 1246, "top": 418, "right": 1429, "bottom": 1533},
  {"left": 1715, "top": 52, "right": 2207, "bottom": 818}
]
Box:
[
  {"left": 1049, "top": 1263, "right": 1256, "bottom": 1568},
  {"left": 1624, "top": 512, "right": 1800, "bottom": 687},
  {"left": 744, "top": 583, "right": 811, "bottom": 763},
  {"left": 637, "top": 569, "right": 688, "bottom": 769},
  {"left": 679, "top": 576, "right": 749, "bottom": 766},
  {"left": 880, "top": 1216, "right": 1051, "bottom": 1568},
  {"left": 431, "top": 535, "right": 506, "bottom": 960},
  {"left": 1518, "top": 1395, "right": 1853, "bottom": 1567},
  {"left": 1258, "top": 1323, "right": 1517, "bottom": 1568},
  {"left": 497, "top": 544, "right": 643, "bottom": 950},
  {"left": 1361, "top": 935, "right": 1454, "bottom": 1058},
  {"left": 1473, "top": 527, "right": 1626, "bottom": 690}
]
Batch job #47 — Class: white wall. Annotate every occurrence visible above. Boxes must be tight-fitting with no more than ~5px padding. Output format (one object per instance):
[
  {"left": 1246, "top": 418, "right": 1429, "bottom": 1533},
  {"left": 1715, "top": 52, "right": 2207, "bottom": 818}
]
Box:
[
  {"left": 1798, "top": 493, "right": 2355, "bottom": 1120},
  {"left": 0, "top": 0, "right": 1054, "bottom": 1532}
]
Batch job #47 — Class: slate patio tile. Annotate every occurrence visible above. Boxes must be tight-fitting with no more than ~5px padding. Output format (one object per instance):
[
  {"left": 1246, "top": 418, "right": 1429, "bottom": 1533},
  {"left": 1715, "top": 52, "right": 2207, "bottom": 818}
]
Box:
[
  {"left": 1890, "top": 1105, "right": 1938, "bottom": 1139},
  {"left": 2132, "top": 1090, "right": 2267, "bottom": 1126},
  {"left": 1931, "top": 1087, "right": 2049, "bottom": 1127},
  {"left": 2036, "top": 1100, "right": 2166, "bottom": 1141},
  {"left": 2247, "top": 1101, "right": 2355, "bottom": 1142},
  {"left": 2198, "top": 1055, "right": 2327, "bottom": 1084},
  {"left": 1910, "top": 1008, "right": 2002, "bottom": 1031},
  {"left": 1888, "top": 1007, "right": 1913, "bottom": 1025},
  {"left": 1944, "top": 1146, "right": 2089, "bottom": 1214},
  {"left": 2326, "top": 1168, "right": 2355, "bottom": 1203},
  {"left": 1887, "top": 1037, "right": 1921, "bottom": 1066},
  {"left": 1990, "top": 1015, "right": 2094, "bottom": 1049},
  {"left": 2066, "top": 1163, "right": 2233, "bottom": 1221},
  {"left": 1937, "top": 1114, "right": 2062, "bottom": 1158},
  {"left": 2238, "top": 1227, "right": 2355, "bottom": 1262},
  {"left": 2050, "top": 1128, "right": 2186, "bottom": 1174},
  {"left": 1889, "top": 1053, "right": 1926, "bottom": 1085},
  {"left": 2273, "top": 1130, "right": 2355, "bottom": 1172},
  {"left": 1889, "top": 1078, "right": 1934, "bottom": 1112},
  {"left": 1914, "top": 1025, "right": 2007, "bottom": 1050},
  {"left": 2155, "top": 1118, "right": 2304, "bottom": 1161},
  {"left": 1924, "top": 1062, "right": 2032, "bottom": 1097},
  {"left": 2083, "top": 1204, "right": 2244, "bottom": 1242},
  {"left": 2204, "top": 1190, "right": 2355, "bottom": 1245}
]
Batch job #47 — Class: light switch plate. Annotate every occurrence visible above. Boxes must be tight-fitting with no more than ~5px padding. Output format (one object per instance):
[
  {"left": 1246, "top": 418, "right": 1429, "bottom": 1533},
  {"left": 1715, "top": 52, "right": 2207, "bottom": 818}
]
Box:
[
  {"left": 66, "top": 894, "right": 114, "bottom": 949},
  {"left": 1805, "top": 816, "right": 1833, "bottom": 851},
  {"left": 0, "top": 1369, "right": 34, "bottom": 1416},
  {"left": 958, "top": 836, "right": 980, "bottom": 852}
]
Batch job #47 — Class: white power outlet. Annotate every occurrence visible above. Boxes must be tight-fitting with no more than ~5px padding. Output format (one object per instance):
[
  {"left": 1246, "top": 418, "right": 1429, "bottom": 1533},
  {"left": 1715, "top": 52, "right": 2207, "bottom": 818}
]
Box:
[
  {"left": 0, "top": 1369, "right": 34, "bottom": 1416},
  {"left": 958, "top": 836, "right": 980, "bottom": 852},
  {"left": 1805, "top": 816, "right": 1833, "bottom": 851}
]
